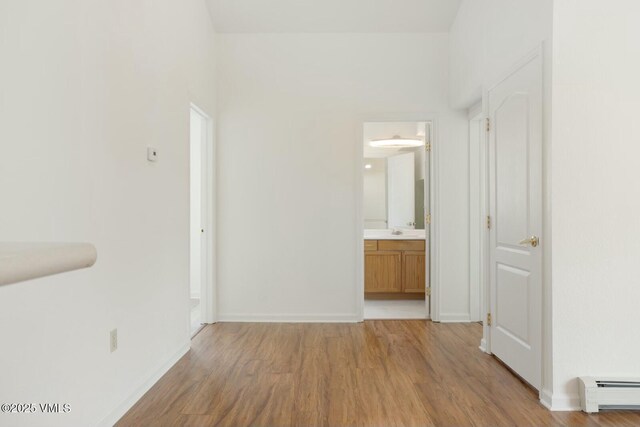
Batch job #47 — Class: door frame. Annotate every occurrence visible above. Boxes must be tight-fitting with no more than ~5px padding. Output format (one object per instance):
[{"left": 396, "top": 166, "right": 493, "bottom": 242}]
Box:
[
  {"left": 468, "top": 103, "right": 488, "bottom": 329},
  {"left": 480, "top": 45, "right": 545, "bottom": 384},
  {"left": 356, "top": 114, "right": 439, "bottom": 321},
  {"left": 190, "top": 102, "right": 216, "bottom": 327}
]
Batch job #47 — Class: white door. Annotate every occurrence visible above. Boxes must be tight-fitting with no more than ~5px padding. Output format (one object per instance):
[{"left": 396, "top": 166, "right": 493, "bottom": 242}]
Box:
[
  {"left": 488, "top": 52, "right": 543, "bottom": 389},
  {"left": 387, "top": 152, "right": 415, "bottom": 229}
]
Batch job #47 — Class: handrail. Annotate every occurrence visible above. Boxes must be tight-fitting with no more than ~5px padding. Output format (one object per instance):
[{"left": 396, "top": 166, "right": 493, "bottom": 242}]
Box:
[{"left": 0, "top": 242, "right": 97, "bottom": 287}]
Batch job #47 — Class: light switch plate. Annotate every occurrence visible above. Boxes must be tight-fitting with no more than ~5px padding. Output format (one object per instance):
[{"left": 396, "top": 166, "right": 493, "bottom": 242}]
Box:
[{"left": 147, "top": 147, "right": 158, "bottom": 162}]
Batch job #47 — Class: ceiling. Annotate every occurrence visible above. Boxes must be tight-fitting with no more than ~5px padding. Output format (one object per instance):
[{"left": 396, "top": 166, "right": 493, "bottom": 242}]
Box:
[{"left": 207, "top": 0, "right": 462, "bottom": 33}]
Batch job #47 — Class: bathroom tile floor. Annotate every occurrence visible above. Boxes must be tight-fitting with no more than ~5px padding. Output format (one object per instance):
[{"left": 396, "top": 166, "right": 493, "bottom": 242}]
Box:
[{"left": 363, "top": 299, "right": 427, "bottom": 319}]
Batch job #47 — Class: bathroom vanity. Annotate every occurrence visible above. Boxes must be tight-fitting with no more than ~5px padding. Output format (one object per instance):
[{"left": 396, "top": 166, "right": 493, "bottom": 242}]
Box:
[{"left": 364, "top": 233, "right": 426, "bottom": 299}]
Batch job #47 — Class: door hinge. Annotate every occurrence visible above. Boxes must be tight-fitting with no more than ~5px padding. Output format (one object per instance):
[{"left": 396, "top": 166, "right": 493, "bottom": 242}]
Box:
[
  {"left": 486, "top": 312, "right": 492, "bottom": 326},
  {"left": 486, "top": 118, "right": 491, "bottom": 132},
  {"left": 425, "top": 142, "right": 432, "bottom": 152},
  {"left": 426, "top": 287, "right": 431, "bottom": 297},
  {"left": 426, "top": 213, "right": 431, "bottom": 225},
  {"left": 486, "top": 216, "right": 491, "bottom": 229}
]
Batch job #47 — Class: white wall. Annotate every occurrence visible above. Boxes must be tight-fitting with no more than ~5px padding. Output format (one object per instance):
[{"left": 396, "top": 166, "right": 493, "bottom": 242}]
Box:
[
  {"left": 449, "top": 0, "right": 555, "bottom": 400},
  {"left": 0, "top": 1, "right": 216, "bottom": 426},
  {"left": 550, "top": 0, "right": 640, "bottom": 408},
  {"left": 449, "top": 0, "right": 553, "bottom": 109},
  {"left": 216, "top": 33, "right": 469, "bottom": 321}
]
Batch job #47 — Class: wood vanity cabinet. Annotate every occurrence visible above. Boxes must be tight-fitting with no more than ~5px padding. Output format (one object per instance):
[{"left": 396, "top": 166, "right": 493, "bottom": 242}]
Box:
[
  {"left": 402, "top": 251, "right": 426, "bottom": 293},
  {"left": 365, "top": 239, "right": 426, "bottom": 298}
]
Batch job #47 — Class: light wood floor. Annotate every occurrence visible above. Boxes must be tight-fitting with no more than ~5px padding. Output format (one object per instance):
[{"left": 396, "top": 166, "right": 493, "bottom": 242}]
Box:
[{"left": 116, "top": 321, "right": 640, "bottom": 427}]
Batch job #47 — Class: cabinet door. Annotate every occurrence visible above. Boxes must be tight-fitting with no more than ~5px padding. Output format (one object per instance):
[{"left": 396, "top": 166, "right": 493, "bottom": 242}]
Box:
[
  {"left": 403, "top": 251, "right": 426, "bottom": 293},
  {"left": 365, "top": 251, "right": 402, "bottom": 293}
]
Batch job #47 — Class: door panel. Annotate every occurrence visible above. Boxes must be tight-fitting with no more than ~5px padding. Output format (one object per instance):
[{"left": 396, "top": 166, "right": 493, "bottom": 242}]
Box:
[
  {"left": 364, "top": 252, "right": 402, "bottom": 293},
  {"left": 403, "top": 251, "right": 426, "bottom": 293},
  {"left": 495, "top": 94, "right": 529, "bottom": 247},
  {"left": 496, "top": 263, "right": 530, "bottom": 345},
  {"left": 488, "top": 52, "right": 542, "bottom": 389}
]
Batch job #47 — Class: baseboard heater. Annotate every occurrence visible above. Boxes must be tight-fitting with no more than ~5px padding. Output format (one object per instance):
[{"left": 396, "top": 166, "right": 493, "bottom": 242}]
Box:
[{"left": 579, "top": 377, "right": 640, "bottom": 413}]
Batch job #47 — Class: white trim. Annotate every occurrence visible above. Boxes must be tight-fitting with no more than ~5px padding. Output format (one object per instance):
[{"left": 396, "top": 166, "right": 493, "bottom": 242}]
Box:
[
  {"left": 468, "top": 105, "right": 484, "bottom": 322},
  {"left": 438, "top": 313, "right": 472, "bottom": 323},
  {"left": 423, "top": 122, "right": 432, "bottom": 319},
  {"left": 190, "top": 103, "right": 216, "bottom": 324},
  {"left": 217, "top": 313, "right": 360, "bottom": 323},
  {"left": 486, "top": 46, "right": 543, "bottom": 94},
  {"left": 540, "top": 390, "right": 581, "bottom": 411},
  {"left": 356, "top": 126, "right": 365, "bottom": 322},
  {"left": 429, "top": 119, "right": 440, "bottom": 321},
  {"left": 467, "top": 102, "right": 483, "bottom": 120},
  {"left": 97, "top": 342, "right": 190, "bottom": 427},
  {"left": 540, "top": 389, "right": 553, "bottom": 409},
  {"left": 480, "top": 106, "right": 491, "bottom": 353},
  {"left": 467, "top": 102, "right": 490, "bottom": 347}
]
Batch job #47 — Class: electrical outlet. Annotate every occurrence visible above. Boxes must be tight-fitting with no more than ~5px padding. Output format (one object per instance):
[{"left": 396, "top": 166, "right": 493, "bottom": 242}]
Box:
[
  {"left": 110, "top": 329, "right": 118, "bottom": 353},
  {"left": 147, "top": 147, "right": 158, "bottom": 162}
]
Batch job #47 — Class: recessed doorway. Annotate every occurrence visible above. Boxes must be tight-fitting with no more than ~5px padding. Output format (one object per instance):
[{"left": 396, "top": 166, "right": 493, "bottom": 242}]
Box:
[
  {"left": 189, "top": 104, "right": 214, "bottom": 336},
  {"left": 361, "top": 121, "right": 432, "bottom": 320}
]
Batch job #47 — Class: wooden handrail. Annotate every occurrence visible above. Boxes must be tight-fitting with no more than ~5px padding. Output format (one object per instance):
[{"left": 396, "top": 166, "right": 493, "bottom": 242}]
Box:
[{"left": 0, "top": 242, "right": 97, "bottom": 287}]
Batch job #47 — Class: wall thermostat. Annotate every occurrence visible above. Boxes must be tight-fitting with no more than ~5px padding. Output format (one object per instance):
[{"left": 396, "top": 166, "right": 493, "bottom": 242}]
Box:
[{"left": 147, "top": 147, "right": 158, "bottom": 162}]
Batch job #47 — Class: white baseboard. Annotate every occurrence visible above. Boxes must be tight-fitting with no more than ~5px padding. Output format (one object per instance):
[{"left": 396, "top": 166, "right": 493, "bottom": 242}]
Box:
[
  {"left": 539, "top": 389, "right": 581, "bottom": 411},
  {"left": 479, "top": 338, "right": 487, "bottom": 353},
  {"left": 540, "top": 389, "right": 554, "bottom": 409},
  {"left": 97, "top": 341, "right": 190, "bottom": 427},
  {"left": 217, "top": 313, "right": 360, "bottom": 323},
  {"left": 438, "top": 313, "right": 472, "bottom": 323}
]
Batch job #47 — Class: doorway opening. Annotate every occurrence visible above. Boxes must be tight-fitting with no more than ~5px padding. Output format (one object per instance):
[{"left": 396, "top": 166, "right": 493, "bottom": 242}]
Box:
[
  {"left": 189, "top": 104, "right": 213, "bottom": 337},
  {"left": 361, "top": 121, "right": 432, "bottom": 319},
  {"left": 469, "top": 105, "right": 488, "bottom": 332}
]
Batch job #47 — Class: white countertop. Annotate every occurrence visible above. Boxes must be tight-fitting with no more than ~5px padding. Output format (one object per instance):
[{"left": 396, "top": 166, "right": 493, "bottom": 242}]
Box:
[
  {"left": 364, "top": 229, "right": 426, "bottom": 240},
  {"left": 0, "top": 242, "right": 97, "bottom": 287}
]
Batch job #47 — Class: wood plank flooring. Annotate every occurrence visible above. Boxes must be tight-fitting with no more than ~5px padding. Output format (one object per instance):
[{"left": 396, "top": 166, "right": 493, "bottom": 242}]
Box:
[{"left": 116, "top": 321, "right": 640, "bottom": 427}]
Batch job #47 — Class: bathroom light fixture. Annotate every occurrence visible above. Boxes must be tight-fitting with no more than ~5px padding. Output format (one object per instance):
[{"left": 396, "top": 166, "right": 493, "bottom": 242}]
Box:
[
  {"left": 364, "top": 164, "right": 372, "bottom": 169},
  {"left": 369, "top": 135, "right": 424, "bottom": 148}
]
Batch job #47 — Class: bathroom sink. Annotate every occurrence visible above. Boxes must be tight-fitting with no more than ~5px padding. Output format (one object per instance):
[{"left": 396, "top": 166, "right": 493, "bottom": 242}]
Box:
[{"left": 364, "top": 229, "right": 426, "bottom": 240}]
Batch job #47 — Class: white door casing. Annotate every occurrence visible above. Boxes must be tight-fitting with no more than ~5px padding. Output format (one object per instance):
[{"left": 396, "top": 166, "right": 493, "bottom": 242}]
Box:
[
  {"left": 190, "top": 103, "right": 216, "bottom": 326},
  {"left": 488, "top": 52, "right": 543, "bottom": 389},
  {"left": 424, "top": 127, "right": 431, "bottom": 318},
  {"left": 387, "top": 152, "right": 416, "bottom": 229},
  {"left": 190, "top": 108, "right": 204, "bottom": 301}
]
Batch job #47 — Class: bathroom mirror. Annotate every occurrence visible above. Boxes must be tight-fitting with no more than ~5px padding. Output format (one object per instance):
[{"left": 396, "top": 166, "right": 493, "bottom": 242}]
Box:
[{"left": 363, "top": 121, "right": 429, "bottom": 230}]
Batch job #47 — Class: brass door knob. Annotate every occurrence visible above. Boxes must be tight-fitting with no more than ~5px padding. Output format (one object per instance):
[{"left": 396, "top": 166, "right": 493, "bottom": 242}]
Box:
[{"left": 519, "top": 235, "right": 539, "bottom": 247}]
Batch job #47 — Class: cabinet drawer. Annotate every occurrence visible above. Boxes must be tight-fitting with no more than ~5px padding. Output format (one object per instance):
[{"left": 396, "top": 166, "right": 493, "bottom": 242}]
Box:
[
  {"left": 364, "top": 240, "right": 378, "bottom": 252},
  {"left": 377, "top": 240, "right": 425, "bottom": 252}
]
